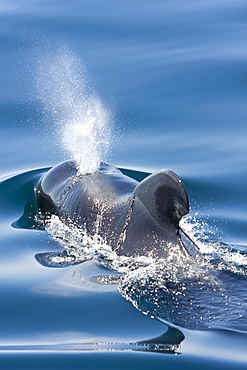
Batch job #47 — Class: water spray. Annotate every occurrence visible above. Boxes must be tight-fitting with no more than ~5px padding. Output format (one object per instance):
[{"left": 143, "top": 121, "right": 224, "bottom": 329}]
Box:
[{"left": 36, "top": 46, "right": 112, "bottom": 173}]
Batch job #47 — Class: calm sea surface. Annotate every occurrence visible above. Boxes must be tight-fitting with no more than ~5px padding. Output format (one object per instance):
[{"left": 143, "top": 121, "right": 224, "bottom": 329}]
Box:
[{"left": 0, "top": 1, "right": 247, "bottom": 369}]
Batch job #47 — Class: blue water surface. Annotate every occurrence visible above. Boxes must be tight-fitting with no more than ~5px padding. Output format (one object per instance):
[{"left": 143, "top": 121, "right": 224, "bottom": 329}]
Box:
[{"left": 0, "top": 1, "right": 247, "bottom": 369}]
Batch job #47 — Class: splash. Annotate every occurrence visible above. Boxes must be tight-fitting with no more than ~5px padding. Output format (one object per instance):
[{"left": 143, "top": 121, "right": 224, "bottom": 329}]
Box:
[
  {"left": 118, "top": 217, "right": 247, "bottom": 330},
  {"left": 40, "top": 213, "right": 247, "bottom": 331},
  {"left": 36, "top": 47, "right": 112, "bottom": 173},
  {"left": 43, "top": 214, "right": 153, "bottom": 272}
]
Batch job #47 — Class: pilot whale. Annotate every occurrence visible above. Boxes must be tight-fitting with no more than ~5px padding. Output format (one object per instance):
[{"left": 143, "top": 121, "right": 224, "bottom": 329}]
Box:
[{"left": 36, "top": 160, "right": 197, "bottom": 259}]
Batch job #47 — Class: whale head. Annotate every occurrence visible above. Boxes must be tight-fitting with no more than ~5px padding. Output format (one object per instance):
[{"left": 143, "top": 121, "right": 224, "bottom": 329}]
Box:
[
  {"left": 117, "top": 169, "right": 195, "bottom": 258},
  {"left": 134, "top": 169, "right": 189, "bottom": 233}
]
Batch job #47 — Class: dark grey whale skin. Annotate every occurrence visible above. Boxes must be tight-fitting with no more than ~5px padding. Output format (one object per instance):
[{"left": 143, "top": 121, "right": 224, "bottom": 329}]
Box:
[{"left": 36, "top": 160, "right": 193, "bottom": 258}]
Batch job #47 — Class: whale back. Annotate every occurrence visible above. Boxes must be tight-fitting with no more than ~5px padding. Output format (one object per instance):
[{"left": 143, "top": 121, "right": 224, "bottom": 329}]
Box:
[
  {"left": 37, "top": 160, "right": 138, "bottom": 247},
  {"left": 37, "top": 160, "right": 194, "bottom": 259}
]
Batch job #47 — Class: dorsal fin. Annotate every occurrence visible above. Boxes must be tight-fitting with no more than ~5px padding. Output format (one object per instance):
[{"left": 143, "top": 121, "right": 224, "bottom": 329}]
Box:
[{"left": 134, "top": 169, "right": 189, "bottom": 232}]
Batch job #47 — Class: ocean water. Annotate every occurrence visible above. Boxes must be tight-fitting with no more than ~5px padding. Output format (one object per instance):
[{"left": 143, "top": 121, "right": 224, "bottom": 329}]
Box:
[{"left": 0, "top": 0, "right": 247, "bottom": 369}]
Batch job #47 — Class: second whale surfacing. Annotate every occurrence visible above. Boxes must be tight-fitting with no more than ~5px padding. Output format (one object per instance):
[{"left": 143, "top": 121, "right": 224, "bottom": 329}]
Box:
[{"left": 36, "top": 160, "right": 198, "bottom": 260}]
